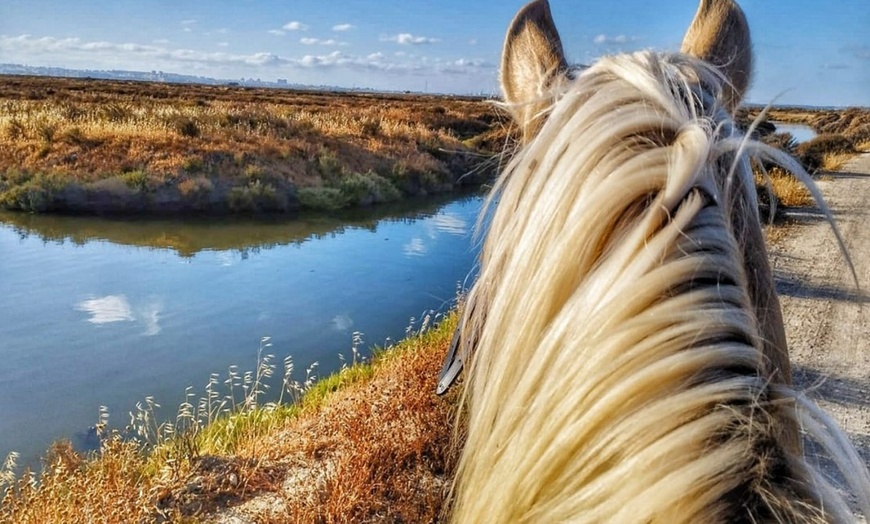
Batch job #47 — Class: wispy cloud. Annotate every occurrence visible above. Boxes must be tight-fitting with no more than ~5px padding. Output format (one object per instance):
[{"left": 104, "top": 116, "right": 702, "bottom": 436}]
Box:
[
  {"left": 821, "top": 63, "right": 850, "bottom": 70},
  {"left": 381, "top": 33, "right": 440, "bottom": 45},
  {"left": 332, "top": 23, "right": 354, "bottom": 32},
  {"left": 268, "top": 29, "right": 286, "bottom": 37},
  {"left": 0, "top": 34, "right": 493, "bottom": 78},
  {"left": 283, "top": 21, "right": 308, "bottom": 31},
  {"left": 181, "top": 20, "right": 197, "bottom": 26},
  {"left": 300, "top": 37, "right": 345, "bottom": 46},
  {"left": 592, "top": 34, "right": 639, "bottom": 45},
  {"left": 1, "top": 34, "right": 289, "bottom": 67}
]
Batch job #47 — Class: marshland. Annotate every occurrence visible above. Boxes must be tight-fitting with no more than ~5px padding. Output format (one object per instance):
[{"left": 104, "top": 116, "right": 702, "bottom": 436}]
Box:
[{"left": 1, "top": 73, "right": 869, "bottom": 522}]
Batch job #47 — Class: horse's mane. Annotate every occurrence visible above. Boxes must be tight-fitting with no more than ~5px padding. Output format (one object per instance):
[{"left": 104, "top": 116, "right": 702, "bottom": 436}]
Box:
[{"left": 452, "top": 50, "right": 870, "bottom": 523}]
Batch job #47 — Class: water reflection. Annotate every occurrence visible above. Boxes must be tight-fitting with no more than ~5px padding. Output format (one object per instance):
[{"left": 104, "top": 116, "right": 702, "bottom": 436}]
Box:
[
  {"left": 0, "top": 192, "right": 484, "bottom": 472},
  {"left": 0, "top": 192, "right": 479, "bottom": 257},
  {"left": 75, "top": 295, "right": 135, "bottom": 325},
  {"left": 403, "top": 237, "right": 427, "bottom": 257},
  {"left": 74, "top": 295, "right": 163, "bottom": 336},
  {"left": 332, "top": 313, "right": 355, "bottom": 332},
  {"left": 429, "top": 213, "right": 470, "bottom": 236}
]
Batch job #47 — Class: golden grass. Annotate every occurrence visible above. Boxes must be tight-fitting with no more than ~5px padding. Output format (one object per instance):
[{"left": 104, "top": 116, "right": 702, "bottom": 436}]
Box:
[
  {"left": 0, "top": 75, "right": 509, "bottom": 213},
  {"left": 820, "top": 151, "right": 856, "bottom": 172},
  {"left": 756, "top": 168, "right": 813, "bottom": 208},
  {"left": 0, "top": 314, "right": 460, "bottom": 523}
]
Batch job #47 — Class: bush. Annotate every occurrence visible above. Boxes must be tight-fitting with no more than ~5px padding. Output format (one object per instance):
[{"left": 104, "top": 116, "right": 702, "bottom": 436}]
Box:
[
  {"left": 175, "top": 118, "right": 200, "bottom": 138},
  {"left": 796, "top": 134, "right": 856, "bottom": 172},
  {"left": 0, "top": 173, "right": 68, "bottom": 212},
  {"left": 228, "top": 181, "right": 285, "bottom": 213},
  {"left": 298, "top": 186, "right": 348, "bottom": 211},
  {"left": 123, "top": 170, "right": 153, "bottom": 192},
  {"left": 339, "top": 171, "right": 401, "bottom": 206},
  {"left": 317, "top": 149, "right": 343, "bottom": 184}
]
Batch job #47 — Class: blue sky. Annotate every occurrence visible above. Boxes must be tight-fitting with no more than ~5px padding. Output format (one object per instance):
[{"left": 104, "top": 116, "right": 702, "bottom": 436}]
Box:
[{"left": 1, "top": 0, "right": 868, "bottom": 106}]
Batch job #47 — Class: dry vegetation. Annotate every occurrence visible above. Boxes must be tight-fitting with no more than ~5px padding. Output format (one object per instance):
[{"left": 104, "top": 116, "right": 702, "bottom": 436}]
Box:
[
  {"left": 0, "top": 75, "right": 510, "bottom": 214},
  {"left": 1, "top": 315, "right": 461, "bottom": 523},
  {"left": 736, "top": 106, "right": 870, "bottom": 221},
  {"left": 2, "top": 81, "right": 866, "bottom": 521}
]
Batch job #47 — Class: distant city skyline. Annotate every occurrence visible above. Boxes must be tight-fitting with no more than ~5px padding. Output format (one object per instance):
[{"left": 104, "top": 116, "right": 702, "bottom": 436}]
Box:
[{"left": 2, "top": 0, "right": 868, "bottom": 107}]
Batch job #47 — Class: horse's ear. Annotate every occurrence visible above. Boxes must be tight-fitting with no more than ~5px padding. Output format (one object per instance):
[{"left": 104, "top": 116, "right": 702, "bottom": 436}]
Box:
[
  {"left": 681, "top": 0, "right": 753, "bottom": 110},
  {"left": 501, "top": 0, "right": 568, "bottom": 141}
]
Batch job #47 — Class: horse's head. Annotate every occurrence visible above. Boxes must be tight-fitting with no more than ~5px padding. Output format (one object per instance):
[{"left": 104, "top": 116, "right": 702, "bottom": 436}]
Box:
[
  {"left": 449, "top": 2, "right": 870, "bottom": 522},
  {"left": 502, "top": 0, "right": 751, "bottom": 141}
]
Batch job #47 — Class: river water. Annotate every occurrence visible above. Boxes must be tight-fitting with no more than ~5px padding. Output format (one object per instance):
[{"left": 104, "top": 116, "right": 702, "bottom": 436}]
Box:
[
  {"left": 0, "top": 194, "right": 483, "bottom": 470},
  {"left": 771, "top": 121, "right": 817, "bottom": 143}
]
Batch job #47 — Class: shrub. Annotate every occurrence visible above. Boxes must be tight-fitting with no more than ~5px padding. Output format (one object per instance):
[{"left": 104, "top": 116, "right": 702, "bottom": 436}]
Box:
[
  {"left": 298, "top": 186, "right": 348, "bottom": 211},
  {"left": 175, "top": 118, "right": 200, "bottom": 138},
  {"left": 182, "top": 156, "right": 204, "bottom": 173},
  {"left": 4, "top": 119, "right": 25, "bottom": 140},
  {"left": 123, "top": 170, "right": 153, "bottom": 192},
  {"left": 228, "top": 181, "right": 285, "bottom": 213},
  {"left": 317, "top": 149, "right": 343, "bottom": 184},
  {"left": 796, "top": 134, "right": 856, "bottom": 172},
  {"left": 0, "top": 173, "right": 67, "bottom": 212}
]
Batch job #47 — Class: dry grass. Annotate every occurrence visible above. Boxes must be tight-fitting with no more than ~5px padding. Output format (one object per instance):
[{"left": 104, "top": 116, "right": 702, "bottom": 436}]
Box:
[
  {"left": 0, "top": 75, "right": 509, "bottom": 213},
  {"left": 756, "top": 168, "right": 813, "bottom": 208},
  {"left": 0, "top": 314, "right": 460, "bottom": 524},
  {"left": 820, "top": 151, "right": 856, "bottom": 172}
]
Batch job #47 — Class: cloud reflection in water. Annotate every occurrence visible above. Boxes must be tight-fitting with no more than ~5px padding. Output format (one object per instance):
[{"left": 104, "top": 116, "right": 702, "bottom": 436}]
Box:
[{"left": 75, "top": 295, "right": 162, "bottom": 336}]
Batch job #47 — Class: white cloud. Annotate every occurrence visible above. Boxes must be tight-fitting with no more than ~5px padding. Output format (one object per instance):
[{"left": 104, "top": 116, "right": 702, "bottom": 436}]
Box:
[
  {"left": 283, "top": 21, "right": 308, "bottom": 31},
  {"left": 593, "top": 34, "right": 639, "bottom": 45},
  {"left": 381, "top": 33, "right": 441, "bottom": 45},
  {"left": 300, "top": 37, "right": 344, "bottom": 46},
  {"left": 332, "top": 23, "right": 354, "bottom": 32},
  {"left": 268, "top": 29, "right": 286, "bottom": 37},
  {"left": 0, "top": 34, "right": 494, "bottom": 80},
  {"left": 217, "top": 42, "right": 229, "bottom": 48},
  {"left": 181, "top": 20, "right": 197, "bottom": 26}
]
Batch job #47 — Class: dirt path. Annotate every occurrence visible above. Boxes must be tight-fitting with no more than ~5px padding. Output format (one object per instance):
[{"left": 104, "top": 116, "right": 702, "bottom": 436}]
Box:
[{"left": 768, "top": 153, "right": 870, "bottom": 509}]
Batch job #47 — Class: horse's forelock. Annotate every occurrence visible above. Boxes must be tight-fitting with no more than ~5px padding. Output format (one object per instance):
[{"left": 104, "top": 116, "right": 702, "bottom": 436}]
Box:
[{"left": 453, "top": 50, "right": 870, "bottom": 523}]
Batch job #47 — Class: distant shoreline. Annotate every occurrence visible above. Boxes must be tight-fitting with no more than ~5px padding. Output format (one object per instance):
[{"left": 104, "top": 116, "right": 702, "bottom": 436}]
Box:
[{"left": 0, "top": 75, "right": 505, "bottom": 216}]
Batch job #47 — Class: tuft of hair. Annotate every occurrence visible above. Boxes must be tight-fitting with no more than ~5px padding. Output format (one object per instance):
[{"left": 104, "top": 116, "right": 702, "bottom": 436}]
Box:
[{"left": 451, "top": 51, "right": 870, "bottom": 523}]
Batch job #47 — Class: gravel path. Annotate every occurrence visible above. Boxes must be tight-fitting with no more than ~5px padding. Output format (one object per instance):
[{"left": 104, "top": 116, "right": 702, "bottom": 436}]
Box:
[{"left": 768, "top": 152, "right": 870, "bottom": 515}]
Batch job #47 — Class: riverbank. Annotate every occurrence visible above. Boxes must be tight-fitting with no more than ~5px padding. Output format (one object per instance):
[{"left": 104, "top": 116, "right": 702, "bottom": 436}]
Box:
[
  {"left": 0, "top": 76, "right": 506, "bottom": 215},
  {"left": 6, "top": 153, "right": 870, "bottom": 522},
  {"left": 0, "top": 313, "right": 462, "bottom": 523}
]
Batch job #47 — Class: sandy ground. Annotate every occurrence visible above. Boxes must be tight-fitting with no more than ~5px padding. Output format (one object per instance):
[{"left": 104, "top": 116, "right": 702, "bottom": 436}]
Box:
[{"left": 768, "top": 152, "right": 870, "bottom": 514}]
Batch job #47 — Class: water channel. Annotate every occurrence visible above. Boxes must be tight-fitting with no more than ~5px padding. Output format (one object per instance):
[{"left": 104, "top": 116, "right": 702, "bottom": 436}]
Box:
[{"left": 0, "top": 194, "right": 484, "bottom": 470}]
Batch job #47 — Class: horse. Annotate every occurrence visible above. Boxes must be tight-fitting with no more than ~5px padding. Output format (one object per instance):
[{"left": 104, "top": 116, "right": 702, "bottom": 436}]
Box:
[{"left": 446, "top": 1, "right": 870, "bottom": 522}]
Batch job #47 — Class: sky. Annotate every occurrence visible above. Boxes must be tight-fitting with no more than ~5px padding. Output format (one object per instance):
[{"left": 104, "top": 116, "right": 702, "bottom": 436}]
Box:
[{"left": 1, "top": 0, "right": 868, "bottom": 107}]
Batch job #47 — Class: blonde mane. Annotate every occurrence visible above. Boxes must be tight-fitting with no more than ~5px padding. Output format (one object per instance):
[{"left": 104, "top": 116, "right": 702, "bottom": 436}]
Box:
[{"left": 449, "top": 28, "right": 870, "bottom": 524}]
